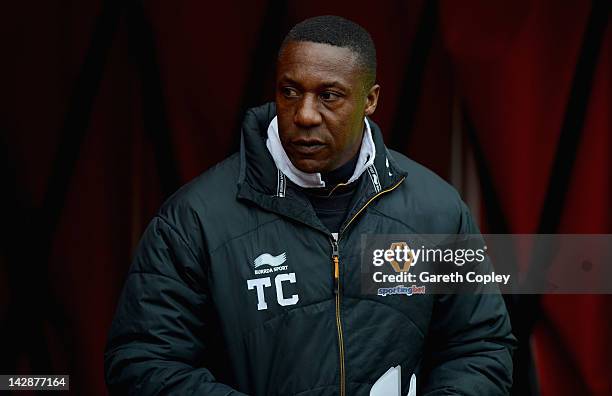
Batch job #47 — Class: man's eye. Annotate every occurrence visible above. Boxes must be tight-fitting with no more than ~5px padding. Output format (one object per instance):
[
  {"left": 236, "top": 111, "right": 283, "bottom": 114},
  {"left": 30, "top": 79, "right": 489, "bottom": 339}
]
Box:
[
  {"left": 320, "top": 91, "right": 340, "bottom": 101},
  {"left": 282, "top": 87, "right": 299, "bottom": 98}
]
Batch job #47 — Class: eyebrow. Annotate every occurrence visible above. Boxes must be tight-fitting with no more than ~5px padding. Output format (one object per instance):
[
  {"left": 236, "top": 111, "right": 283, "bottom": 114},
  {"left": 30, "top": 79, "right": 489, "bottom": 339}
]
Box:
[
  {"left": 278, "top": 76, "right": 349, "bottom": 90},
  {"left": 321, "top": 81, "right": 346, "bottom": 89}
]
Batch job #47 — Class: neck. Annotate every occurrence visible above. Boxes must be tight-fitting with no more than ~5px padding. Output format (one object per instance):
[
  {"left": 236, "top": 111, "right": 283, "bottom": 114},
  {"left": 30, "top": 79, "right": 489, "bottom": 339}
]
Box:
[{"left": 322, "top": 152, "right": 360, "bottom": 186}]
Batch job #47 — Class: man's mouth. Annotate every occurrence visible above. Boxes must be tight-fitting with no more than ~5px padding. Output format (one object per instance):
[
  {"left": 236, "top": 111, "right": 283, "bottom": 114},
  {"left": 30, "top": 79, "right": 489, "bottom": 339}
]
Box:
[{"left": 291, "top": 140, "right": 326, "bottom": 154}]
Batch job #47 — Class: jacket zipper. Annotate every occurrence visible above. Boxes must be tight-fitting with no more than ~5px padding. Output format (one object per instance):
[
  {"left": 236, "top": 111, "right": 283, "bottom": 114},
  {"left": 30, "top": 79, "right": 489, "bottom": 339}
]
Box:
[
  {"left": 330, "top": 176, "right": 405, "bottom": 396},
  {"left": 330, "top": 235, "right": 344, "bottom": 396}
]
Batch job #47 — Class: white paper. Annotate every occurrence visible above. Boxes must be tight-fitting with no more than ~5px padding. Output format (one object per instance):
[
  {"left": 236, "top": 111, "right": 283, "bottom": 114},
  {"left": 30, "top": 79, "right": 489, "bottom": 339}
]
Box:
[
  {"left": 370, "top": 366, "right": 417, "bottom": 396},
  {"left": 407, "top": 373, "right": 416, "bottom": 396},
  {"left": 370, "top": 366, "right": 401, "bottom": 396}
]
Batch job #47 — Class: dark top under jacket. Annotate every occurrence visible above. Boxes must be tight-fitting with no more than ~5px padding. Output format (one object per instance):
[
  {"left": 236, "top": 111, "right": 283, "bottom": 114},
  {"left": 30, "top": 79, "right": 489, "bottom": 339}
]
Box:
[
  {"left": 302, "top": 152, "right": 359, "bottom": 233},
  {"left": 104, "top": 103, "right": 516, "bottom": 396}
]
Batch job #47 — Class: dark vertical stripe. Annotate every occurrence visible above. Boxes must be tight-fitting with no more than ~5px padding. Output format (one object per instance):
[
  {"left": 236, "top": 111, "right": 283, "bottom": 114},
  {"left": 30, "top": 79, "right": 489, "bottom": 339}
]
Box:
[
  {"left": 0, "top": 0, "right": 125, "bottom": 386},
  {"left": 127, "top": 1, "right": 181, "bottom": 197},
  {"left": 537, "top": 0, "right": 609, "bottom": 234},
  {"left": 43, "top": 0, "right": 125, "bottom": 235},
  {"left": 462, "top": 109, "right": 509, "bottom": 233},
  {"left": 389, "top": 0, "right": 438, "bottom": 151},
  {"left": 0, "top": 131, "right": 32, "bottom": 375},
  {"left": 520, "top": 1, "right": 608, "bottom": 394},
  {"left": 230, "top": 0, "right": 289, "bottom": 153},
  {"left": 463, "top": 106, "right": 540, "bottom": 396},
  {"left": 521, "top": 0, "right": 610, "bottom": 326}
]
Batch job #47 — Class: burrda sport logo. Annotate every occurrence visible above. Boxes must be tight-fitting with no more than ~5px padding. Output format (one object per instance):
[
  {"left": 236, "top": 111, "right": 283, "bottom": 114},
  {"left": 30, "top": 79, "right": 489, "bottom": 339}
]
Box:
[
  {"left": 247, "top": 251, "right": 299, "bottom": 311},
  {"left": 253, "top": 252, "right": 288, "bottom": 275}
]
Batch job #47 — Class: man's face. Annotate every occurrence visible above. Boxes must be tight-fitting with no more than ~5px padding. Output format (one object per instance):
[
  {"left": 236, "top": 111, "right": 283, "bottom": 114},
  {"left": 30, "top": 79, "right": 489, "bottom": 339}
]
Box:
[{"left": 275, "top": 41, "right": 380, "bottom": 173}]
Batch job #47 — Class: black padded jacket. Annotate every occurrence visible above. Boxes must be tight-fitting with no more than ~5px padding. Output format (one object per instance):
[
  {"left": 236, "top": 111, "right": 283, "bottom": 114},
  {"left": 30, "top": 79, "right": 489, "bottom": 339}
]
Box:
[{"left": 104, "top": 103, "right": 515, "bottom": 396}]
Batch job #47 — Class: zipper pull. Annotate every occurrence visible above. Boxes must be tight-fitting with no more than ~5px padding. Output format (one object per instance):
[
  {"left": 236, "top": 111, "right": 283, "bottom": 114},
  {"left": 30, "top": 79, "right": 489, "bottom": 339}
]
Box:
[{"left": 331, "top": 237, "right": 339, "bottom": 294}]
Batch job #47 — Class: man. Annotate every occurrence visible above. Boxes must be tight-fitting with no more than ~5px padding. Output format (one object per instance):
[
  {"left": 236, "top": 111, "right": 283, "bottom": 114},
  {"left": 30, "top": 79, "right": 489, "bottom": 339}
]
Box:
[{"left": 105, "top": 15, "right": 515, "bottom": 395}]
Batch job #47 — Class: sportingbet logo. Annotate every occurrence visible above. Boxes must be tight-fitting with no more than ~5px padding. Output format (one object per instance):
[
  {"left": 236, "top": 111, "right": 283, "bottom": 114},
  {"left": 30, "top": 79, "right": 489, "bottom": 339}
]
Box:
[{"left": 253, "top": 252, "right": 289, "bottom": 274}]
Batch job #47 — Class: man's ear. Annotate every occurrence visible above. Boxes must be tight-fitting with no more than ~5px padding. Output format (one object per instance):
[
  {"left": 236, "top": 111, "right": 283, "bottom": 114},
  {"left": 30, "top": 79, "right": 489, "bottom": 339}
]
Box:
[{"left": 364, "top": 84, "right": 380, "bottom": 117}]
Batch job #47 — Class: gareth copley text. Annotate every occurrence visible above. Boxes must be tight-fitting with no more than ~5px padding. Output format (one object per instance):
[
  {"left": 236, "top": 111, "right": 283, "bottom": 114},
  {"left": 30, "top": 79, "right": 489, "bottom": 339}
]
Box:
[{"left": 373, "top": 271, "right": 511, "bottom": 286}]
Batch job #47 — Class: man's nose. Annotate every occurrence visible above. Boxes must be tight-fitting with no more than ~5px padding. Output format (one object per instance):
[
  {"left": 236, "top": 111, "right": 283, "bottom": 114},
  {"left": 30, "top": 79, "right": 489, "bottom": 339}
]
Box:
[{"left": 294, "top": 95, "right": 322, "bottom": 127}]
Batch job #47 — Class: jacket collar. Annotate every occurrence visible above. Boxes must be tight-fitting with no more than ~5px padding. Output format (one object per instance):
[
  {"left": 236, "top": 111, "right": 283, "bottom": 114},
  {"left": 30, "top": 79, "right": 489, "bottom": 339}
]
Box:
[
  {"left": 265, "top": 116, "right": 376, "bottom": 189},
  {"left": 237, "top": 102, "right": 407, "bottom": 232}
]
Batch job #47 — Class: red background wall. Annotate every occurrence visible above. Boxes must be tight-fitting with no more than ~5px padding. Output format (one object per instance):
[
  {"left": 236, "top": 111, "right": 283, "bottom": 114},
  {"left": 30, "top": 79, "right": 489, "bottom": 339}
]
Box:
[{"left": 1, "top": 1, "right": 610, "bottom": 394}]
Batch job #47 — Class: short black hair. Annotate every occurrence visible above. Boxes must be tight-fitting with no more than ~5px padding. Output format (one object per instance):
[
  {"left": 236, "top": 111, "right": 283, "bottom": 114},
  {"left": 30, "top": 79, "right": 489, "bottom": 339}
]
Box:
[{"left": 280, "top": 15, "right": 377, "bottom": 88}]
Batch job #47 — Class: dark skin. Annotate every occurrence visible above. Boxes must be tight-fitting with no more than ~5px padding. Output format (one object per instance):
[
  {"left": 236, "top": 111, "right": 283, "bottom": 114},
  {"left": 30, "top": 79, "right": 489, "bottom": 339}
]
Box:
[{"left": 275, "top": 41, "right": 380, "bottom": 174}]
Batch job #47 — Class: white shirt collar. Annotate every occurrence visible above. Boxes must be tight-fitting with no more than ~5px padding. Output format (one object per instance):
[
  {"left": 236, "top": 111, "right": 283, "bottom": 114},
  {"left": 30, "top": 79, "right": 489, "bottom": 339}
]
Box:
[{"left": 265, "top": 116, "right": 376, "bottom": 188}]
